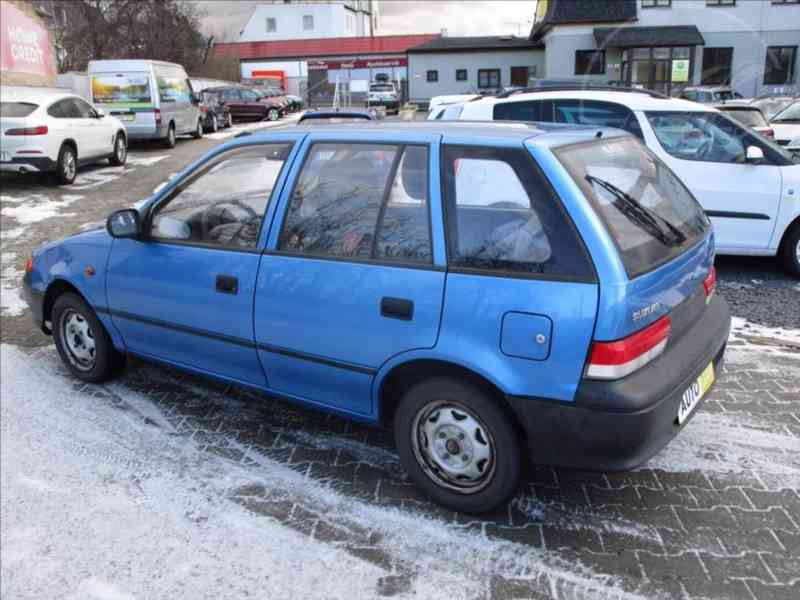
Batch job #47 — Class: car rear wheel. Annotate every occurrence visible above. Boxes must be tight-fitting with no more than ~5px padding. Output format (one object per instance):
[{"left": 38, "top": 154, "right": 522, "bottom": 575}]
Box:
[
  {"left": 164, "top": 123, "right": 176, "bottom": 148},
  {"left": 267, "top": 108, "right": 279, "bottom": 121},
  {"left": 779, "top": 223, "right": 800, "bottom": 278},
  {"left": 192, "top": 118, "right": 204, "bottom": 139},
  {"left": 53, "top": 293, "right": 122, "bottom": 383},
  {"left": 211, "top": 114, "right": 218, "bottom": 132},
  {"left": 109, "top": 133, "right": 127, "bottom": 166},
  {"left": 56, "top": 144, "right": 77, "bottom": 185},
  {"left": 394, "top": 377, "right": 521, "bottom": 513},
  {"left": 226, "top": 113, "right": 233, "bottom": 128}
]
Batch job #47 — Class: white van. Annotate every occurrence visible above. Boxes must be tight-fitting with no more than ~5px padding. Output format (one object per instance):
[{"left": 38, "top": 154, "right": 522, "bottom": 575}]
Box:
[{"left": 88, "top": 59, "right": 203, "bottom": 148}]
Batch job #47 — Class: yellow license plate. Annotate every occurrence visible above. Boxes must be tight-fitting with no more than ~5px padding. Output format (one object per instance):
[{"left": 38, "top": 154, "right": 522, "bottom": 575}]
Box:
[{"left": 677, "top": 362, "right": 714, "bottom": 424}]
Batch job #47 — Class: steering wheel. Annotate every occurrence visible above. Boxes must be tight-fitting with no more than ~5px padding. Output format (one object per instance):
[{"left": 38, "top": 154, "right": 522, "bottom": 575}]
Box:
[{"left": 202, "top": 198, "right": 259, "bottom": 242}]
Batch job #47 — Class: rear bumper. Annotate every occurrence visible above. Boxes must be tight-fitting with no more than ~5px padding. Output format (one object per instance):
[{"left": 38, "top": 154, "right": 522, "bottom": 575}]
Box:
[
  {"left": 1, "top": 156, "right": 57, "bottom": 173},
  {"left": 507, "top": 295, "right": 731, "bottom": 471}
]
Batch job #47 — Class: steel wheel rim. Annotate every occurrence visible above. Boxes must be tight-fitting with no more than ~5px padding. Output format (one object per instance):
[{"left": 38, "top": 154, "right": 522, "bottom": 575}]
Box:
[
  {"left": 795, "top": 239, "right": 799, "bottom": 264},
  {"left": 270, "top": 109, "right": 278, "bottom": 121},
  {"left": 197, "top": 120, "right": 203, "bottom": 136},
  {"left": 115, "top": 136, "right": 126, "bottom": 162},
  {"left": 64, "top": 151, "right": 76, "bottom": 179},
  {"left": 169, "top": 127, "right": 175, "bottom": 145},
  {"left": 411, "top": 400, "right": 496, "bottom": 494},
  {"left": 61, "top": 309, "right": 96, "bottom": 371},
  {"left": 212, "top": 115, "right": 218, "bottom": 132}
]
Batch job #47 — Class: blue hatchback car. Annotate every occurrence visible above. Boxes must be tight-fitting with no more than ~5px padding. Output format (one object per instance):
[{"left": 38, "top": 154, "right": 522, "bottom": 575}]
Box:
[{"left": 23, "top": 122, "right": 730, "bottom": 513}]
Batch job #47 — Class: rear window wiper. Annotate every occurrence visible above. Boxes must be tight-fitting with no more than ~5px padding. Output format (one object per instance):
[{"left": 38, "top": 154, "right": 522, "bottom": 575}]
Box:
[{"left": 585, "top": 175, "right": 686, "bottom": 246}]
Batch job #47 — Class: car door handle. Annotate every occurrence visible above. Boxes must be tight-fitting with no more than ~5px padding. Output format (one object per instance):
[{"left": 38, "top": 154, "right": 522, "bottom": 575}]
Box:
[
  {"left": 381, "top": 297, "right": 413, "bottom": 321},
  {"left": 216, "top": 274, "right": 238, "bottom": 294}
]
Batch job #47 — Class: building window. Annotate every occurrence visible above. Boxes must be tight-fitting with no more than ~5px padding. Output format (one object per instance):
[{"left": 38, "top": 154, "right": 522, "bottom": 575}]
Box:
[
  {"left": 701, "top": 47, "right": 733, "bottom": 84},
  {"left": 303, "top": 15, "right": 314, "bottom": 30},
  {"left": 478, "top": 69, "right": 501, "bottom": 89},
  {"left": 642, "top": 0, "right": 671, "bottom": 7},
  {"left": 764, "top": 46, "right": 797, "bottom": 84},
  {"left": 266, "top": 17, "right": 276, "bottom": 32},
  {"left": 427, "top": 70, "right": 438, "bottom": 82},
  {"left": 456, "top": 69, "right": 467, "bottom": 81},
  {"left": 772, "top": 0, "right": 799, "bottom": 5},
  {"left": 575, "top": 50, "right": 606, "bottom": 75},
  {"left": 707, "top": 0, "right": 735, "bottom": 6}
]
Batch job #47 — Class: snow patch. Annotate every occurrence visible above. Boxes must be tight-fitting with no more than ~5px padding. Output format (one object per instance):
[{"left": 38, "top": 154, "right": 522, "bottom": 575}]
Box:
[
  {"left": 1, "top": 252, "right": 26, "bottom": 316},
  {"left": 0, "top": 193, "right": 82, "bottom": 225}
]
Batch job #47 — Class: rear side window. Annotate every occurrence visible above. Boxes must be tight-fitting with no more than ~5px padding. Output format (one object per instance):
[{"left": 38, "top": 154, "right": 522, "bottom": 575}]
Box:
[
  {"left": 555, "top": 136, "right": 709, "bottom": 278},
  {"left": 442, "top": 145, "right": 594, "bottom": 279},
  {"left": 0, "top": 102, "right": 37, "bottom": 117},
  {"left": 279, "top": 143, "right": 432, "bottom": 263}
]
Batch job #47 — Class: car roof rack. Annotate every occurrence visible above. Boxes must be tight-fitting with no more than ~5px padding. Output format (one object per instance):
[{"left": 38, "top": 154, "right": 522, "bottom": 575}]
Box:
[{"left": 494, "top": 85, "right": 668, "bottom": 99}]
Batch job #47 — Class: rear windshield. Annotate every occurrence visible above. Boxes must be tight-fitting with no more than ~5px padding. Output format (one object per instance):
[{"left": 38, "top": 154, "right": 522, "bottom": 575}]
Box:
[
  {"left": 555, "top": 136, "right": 709, "bottom": 278},
  {"left": 0, "top": 102, "right": 37, "bottom": 117},
  {"left": 91, "top": 72, "right": 152, "bottom": 105},
  {"left": 370, "top": 84, "right": 394, "bottom": 92},
  {"left": 723, "top": 108, "right": 768, "bottom": 128}
]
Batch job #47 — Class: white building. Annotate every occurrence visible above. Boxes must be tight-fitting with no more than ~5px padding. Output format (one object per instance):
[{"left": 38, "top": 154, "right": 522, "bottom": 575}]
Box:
[{"left": 239, "top": 0, "right": 379, "bottom": 42}]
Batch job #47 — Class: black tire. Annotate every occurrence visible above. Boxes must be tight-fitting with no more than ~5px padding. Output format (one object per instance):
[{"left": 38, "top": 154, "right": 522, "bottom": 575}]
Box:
[
  {"left": 164, "top": 123, "right": 176, "bottom": 148},
  {"left": 192, "top": 118, "right": 204, "bottom": 139},
  {"left": 393, "top": 377, "right": 521, "bottom": 514},
  {"left": 267, "top": 107, "right": 279, "bottom": 121},
  {"left": 109, "top": 133, "right": 127, "bottom": 166},
  {"left": 779, "top": 222, "right": 800, "bottom": 278},
  {"left": 226, "top": 112, "right": 233, "bottom": 128},
  {"left": 56, "top": 144, "right": 77, "bottom": 185},
  {"left": 52, "top": 292, "right": 122, "bottom": 383},
  {"left": 211, "top": 114, "right": 218, "bottom": 132}
]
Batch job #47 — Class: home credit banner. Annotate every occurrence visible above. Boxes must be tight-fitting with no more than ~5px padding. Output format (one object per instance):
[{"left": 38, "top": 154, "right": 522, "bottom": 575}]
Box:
[
  {"left": 0, "top": 1, "right": 56, "bottom": 77},
  {"left": 308, "top": 58, "right": 407, "bottom": 70}
]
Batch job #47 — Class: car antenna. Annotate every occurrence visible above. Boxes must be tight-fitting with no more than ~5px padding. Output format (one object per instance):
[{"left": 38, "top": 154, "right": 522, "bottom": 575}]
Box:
[{"left": 235, "top": 131, "right": 252, "bottom": 138}]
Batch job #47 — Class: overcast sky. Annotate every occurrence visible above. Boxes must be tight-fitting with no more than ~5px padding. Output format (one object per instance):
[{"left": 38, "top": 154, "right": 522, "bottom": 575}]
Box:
[{"left": 195, "top": 1, "right": 539, "bottom": 42}]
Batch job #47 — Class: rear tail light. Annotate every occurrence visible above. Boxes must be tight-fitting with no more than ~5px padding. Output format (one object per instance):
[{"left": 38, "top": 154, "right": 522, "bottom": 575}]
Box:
[
  {"left": 703, "top": 266, "right": 716, "bottom": 302},
  {"left": 200, "top": 106, "right": 208, "bottom": 113},
  {"left": 6, "top": 125, "right": 48, "bottom": 136},
  {"left": 154, "top": 108, "right": 162, "bottom": 126},
  {"left": 25, "top": 256, "right": 33, "bottom": 273},
  {"left": 763, "top": 128, "right": 774, "bottom": 138},
  {"left": 584, "top": 315, "right": 671, "bottom": 380}
]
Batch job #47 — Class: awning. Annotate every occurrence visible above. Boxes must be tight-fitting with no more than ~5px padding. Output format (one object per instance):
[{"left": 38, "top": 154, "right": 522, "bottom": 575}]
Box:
[{"left": 594, "top": 26, "right": 705, "bottom": 48}]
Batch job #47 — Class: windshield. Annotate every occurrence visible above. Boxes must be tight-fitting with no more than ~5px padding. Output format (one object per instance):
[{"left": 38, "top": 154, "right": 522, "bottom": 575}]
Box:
[
  {"left": 370, "top": 84, "right": 394, "bottom": 92},
  {"left": 773, "top": 101, "right": 800, "bottom": 123},
  {"left": 91, "top": 72, "right": 152, "bottom": 106},
  {"left": 723, "top": 108, "right": 768, "bottom": 128},
  {"left": 716, "top": 91, "right": 734, "bottom": 101},
  {"left": 555, "top": 136, "right": 709, "bottom": 278},
  {"left": 0, "top": 102, "right": 38, "bottom": 117}
]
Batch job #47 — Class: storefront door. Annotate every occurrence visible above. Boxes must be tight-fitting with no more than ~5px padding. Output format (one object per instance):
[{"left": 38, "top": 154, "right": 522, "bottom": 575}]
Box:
[{"left": 622, "top": 47, "right": 693, "bottom": 96}]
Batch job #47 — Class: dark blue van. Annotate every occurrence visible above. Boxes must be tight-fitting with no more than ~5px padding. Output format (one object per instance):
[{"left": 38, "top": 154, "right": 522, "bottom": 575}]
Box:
[{"left": 22, "top": 122, "right": 730, "bottom": 513}]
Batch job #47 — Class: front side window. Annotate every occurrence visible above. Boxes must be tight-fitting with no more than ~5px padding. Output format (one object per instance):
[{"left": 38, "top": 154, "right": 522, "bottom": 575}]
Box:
[
  {"left": 647, "top": 111, "right": 769, "bottom": 163},
  {"left": 427, "top": 70, "right": 438, "bottom": 82},
  {"left": 764, "top": 46, "right": 797, "bottom": 85},
  {"left": 150, "top": 144, "right": 292, "bottom": 249},
  {"left": 279, "top": 143, "right": 432, "bottom": 263},
  {"left": 575, "top": 50, "right": 606, "bottom": 75},
  {"left": 72, "top": 98, "right": 96, "bottom": 118},
  {"left": 556, "top": 137, "right": 709, "bottom": 278},
  {"left": 442, "top": 145, "right": 593, "bottom": 279},
  {"left": 478, "top": 69, "right": 501, "bottom": 89}
]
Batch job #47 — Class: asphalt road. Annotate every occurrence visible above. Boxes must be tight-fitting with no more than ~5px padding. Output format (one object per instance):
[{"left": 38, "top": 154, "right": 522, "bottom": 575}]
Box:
[{"left": 1, "top": 115, "right": 799, "bottom": 600}]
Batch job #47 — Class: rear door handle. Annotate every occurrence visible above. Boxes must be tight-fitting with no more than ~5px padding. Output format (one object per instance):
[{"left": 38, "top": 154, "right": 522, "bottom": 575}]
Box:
[
  {"left": 381, "top": 297, "right": 413, "bottom": 321},
  {"left": 216, "top": 274, "right": 238, "bottom": 294}
]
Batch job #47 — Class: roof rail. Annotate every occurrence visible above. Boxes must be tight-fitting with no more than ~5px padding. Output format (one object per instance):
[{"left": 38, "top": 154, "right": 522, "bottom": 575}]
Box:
[{"left": 494, "top": 85, "right": 668, "bottom": 99}]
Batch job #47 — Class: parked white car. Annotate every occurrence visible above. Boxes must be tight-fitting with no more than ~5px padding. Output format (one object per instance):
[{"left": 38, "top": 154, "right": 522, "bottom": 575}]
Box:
[
  {"left": 427, "top": 94, "right": 479, "bottom": 119},
  {"left": 0, "top": 88, "right": 127, "bottom": 185},
  {"left": 455, "top": 89, "right": 800, "bottom": 276},
  {"left": 770, "top": 101, "right": 800, "bottom": 156}
]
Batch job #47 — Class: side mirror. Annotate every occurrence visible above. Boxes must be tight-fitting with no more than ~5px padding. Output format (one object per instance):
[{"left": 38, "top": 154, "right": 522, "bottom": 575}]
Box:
[
  {"left": 191, "top": 93, "right": 200, "bottom": 105},
  {"left": 94, "top": 108, "right": 105, "bottom": 118},
  {"left": 746, "top": 146, "right": 765, "bottom": 163},
  {"left": 107, "top": 209, "right": 141, "bottom": 239}
]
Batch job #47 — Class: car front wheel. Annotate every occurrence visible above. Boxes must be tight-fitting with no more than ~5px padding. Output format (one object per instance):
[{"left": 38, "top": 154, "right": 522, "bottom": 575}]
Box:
[
  {"left": 52, "top": 292, "right": 122, "bottom": 382},
  {"left": 393, "top": 377, "right": 521, "bottom": 513},
  {"left": 164, "top": 123, "right": 176, "bottom": 148},
  {"left": 193, "top": 118, "right": 204, "bottom": 139},
  {"left": 109, "top": 133, "right": 127, "bottom": 166},
  {"left": 780, "top": 223, "right": 800, "bottom": 278},
  {"left": 211, "top": 114, "right": 218, "bottom": 132},
  {"left": 267, "top": 108, "right": 279, "bottom": 121}
]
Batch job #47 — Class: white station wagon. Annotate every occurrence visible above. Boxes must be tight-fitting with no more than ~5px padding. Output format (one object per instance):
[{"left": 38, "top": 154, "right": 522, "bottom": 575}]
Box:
[{"left": 456, "top": 90, "right": 800, "bottom": 276}]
